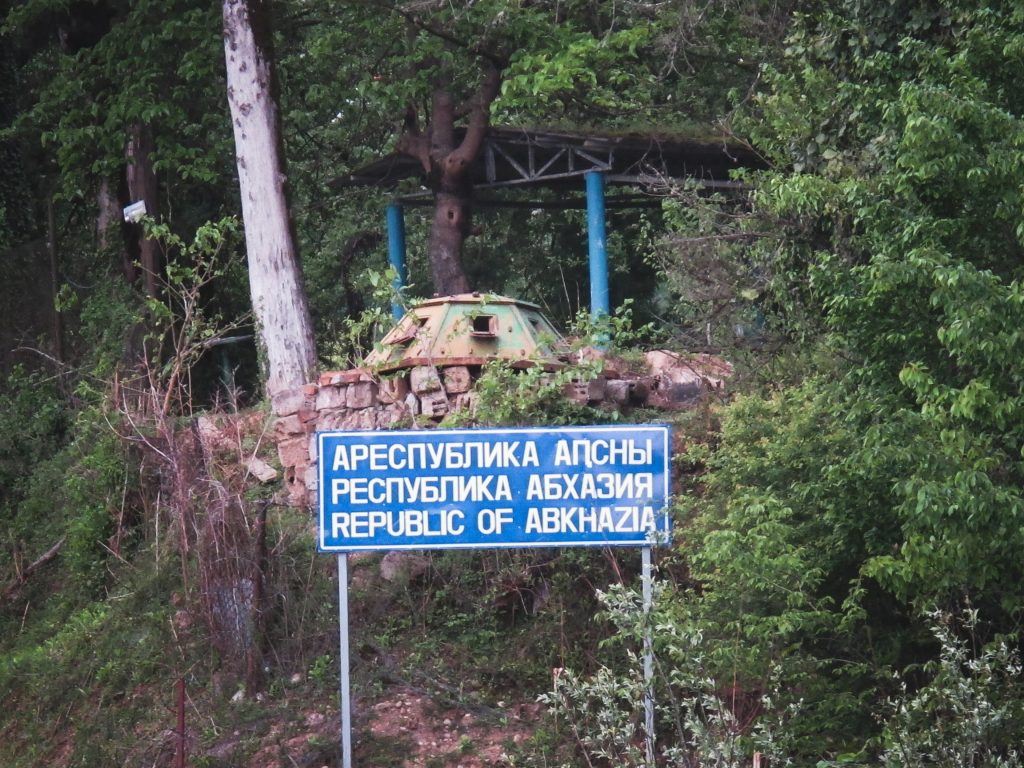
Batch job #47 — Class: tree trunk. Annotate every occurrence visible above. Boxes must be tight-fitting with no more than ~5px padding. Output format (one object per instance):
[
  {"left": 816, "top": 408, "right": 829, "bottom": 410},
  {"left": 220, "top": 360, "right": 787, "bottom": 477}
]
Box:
[
  {"left": 222, "top": 0, "right": 317, "bottom": 396},
  {"left": 46, "top": 195, "right": 63, "bottom": 363},
  {"left": 396, "top": 67, "right": 501, "bottom": 296},
  {"left": 96, "top": 176, "right": 141, "bottom": 286},
  {"left": 428, "top": 191, "right": 471, "bottom": 294},
  {"left": 126, "top": 122, "right": 160, "bottom": 297},
  {"left": 340, "top": 231, "right": 379, "bottom": 318},
  {"left": 96, "top": 178, "right": 119, "bottom": 247}
]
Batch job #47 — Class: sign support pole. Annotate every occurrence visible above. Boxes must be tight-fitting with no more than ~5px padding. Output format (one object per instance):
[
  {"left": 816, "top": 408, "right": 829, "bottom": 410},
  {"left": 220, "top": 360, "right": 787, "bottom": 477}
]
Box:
[
  {"left": 585, "top": 171, "right": 610, "bottom": 323},
  {"left": 385, "top": 203, "right": 407, "bottom": 321},
  {"left": 642, "top": 545, "right": 655, "bottom": 767},
  {"left": 319, "top": 425, "right": 672, "bottom": 767},
  {"left": 337, "top": 554, "right": 353, "bottom": 768}
]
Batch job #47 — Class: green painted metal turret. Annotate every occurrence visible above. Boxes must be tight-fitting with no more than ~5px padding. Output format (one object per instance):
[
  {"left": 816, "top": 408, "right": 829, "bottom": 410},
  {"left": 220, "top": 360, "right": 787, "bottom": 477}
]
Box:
[{"left": 363, "top": 294, "right": 566, "bottom": 372}]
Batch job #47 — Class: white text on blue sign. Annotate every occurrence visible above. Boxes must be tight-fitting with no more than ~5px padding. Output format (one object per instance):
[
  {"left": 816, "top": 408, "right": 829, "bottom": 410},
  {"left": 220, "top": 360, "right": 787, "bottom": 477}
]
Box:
[{"left": 317, "top": 425, "right": 671, "bottom": 552}]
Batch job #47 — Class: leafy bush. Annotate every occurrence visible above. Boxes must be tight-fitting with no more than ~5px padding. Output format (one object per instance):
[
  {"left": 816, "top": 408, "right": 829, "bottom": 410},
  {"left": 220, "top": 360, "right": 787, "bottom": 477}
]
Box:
[
  {"left": 8, "top": 418, "right": 127, "bottom": 597},
  {"left": 542, "top": 583, "right": 799, "bottom": 768},
  {"left": 465, "top": 361, "right": 601, "bottom": 428},
  {"left": 880, "top": 610, "right": 1024, "bottom": 768},
  {"left": 0, "top": 366, "right": 67, "bottom": 511}
]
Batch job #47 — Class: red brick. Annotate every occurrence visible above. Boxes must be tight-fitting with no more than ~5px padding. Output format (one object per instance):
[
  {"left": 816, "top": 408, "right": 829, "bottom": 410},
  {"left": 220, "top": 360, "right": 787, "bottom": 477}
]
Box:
[
  {"left": 442, "top": 366, "right": 472, "bottom": 394},
  {"left": 452, "top": 392, "right": 477, "bottom": 414},
  {"left": 334, "top": 369, "right": 368, "bottom": 385},
  {"left": 346, "top": 381, "right": 379, "bottom": 409},
  {"left": 564, "top": 376, "right": 606, "bottom": 404},
  {"left": 378, "top": 375, "right": 410, "bottom": 404},
  {"left": 277, "top": 437, "right": 308, "bottom": 468},
  {"left": 274, "top": 414, "right": 303, "bottom": 436},
  {"left": 316, "top": 385, "right": 347, "bottom": 410},
  {"left": 271, "top": 386, "right": 307, "bottom": 416},
  {"left": 420, "top": 391, "right": 449, "bottom": 418},
  {"left": 318, "top": 409, "right": 350, "bottom": 431},
  {"left": 410, "top": 366, "right": 442, "bottom": 394}
]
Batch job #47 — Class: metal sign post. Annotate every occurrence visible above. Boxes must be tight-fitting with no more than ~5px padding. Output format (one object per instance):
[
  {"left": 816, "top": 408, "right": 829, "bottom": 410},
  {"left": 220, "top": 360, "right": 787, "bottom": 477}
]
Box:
[
  {"left": 337, "top": 554, "right": 352, "bottom": 768},
  {"left": 642, "top": 545, "right": 655, "bottom": 767},
  {"left": 319, "top": 424, "right": 672, "bottom": 766}
]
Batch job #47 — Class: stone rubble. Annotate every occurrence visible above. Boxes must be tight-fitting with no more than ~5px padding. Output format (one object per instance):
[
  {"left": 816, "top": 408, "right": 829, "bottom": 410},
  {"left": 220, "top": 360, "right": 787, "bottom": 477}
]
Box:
[
  {"left": 272, "top": 353, "right": 731, "bottom": 508},
  {"left": 245, "top": 456, "right": 279, "bottom": 484}
]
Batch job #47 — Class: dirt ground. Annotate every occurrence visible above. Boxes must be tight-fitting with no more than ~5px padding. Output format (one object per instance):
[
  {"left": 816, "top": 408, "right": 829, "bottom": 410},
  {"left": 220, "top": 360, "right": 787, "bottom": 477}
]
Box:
[{"left": 236, "top": 685, "right": 541, "bottom": 768}]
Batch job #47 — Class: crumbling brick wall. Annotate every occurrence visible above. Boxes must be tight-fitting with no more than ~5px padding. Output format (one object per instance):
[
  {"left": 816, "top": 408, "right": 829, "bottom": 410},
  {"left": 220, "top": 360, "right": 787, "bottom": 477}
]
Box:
[
  {"left": 272, "top": 365, "right": 478, "bottom": 507},
  {"left": 273, "top": 352, "right": 730, "bottom": 507}
]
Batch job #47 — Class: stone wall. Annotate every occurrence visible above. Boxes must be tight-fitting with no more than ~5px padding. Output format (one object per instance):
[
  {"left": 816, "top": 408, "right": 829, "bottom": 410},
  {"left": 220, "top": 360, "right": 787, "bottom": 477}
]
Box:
[
  {"left": 271, "top": 365, "right": 472, "bottom": 507},
  {"left": 272, "top": 351, "right": 730, "bottom": 507}
]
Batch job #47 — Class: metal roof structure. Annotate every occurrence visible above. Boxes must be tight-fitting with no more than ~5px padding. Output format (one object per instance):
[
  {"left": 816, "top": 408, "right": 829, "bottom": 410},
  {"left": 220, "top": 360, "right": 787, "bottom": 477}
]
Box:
[
  {"left": 330, "top": 126, "right": 764, "bottom": 205},
  {"left": 335, "top": 125, "right": 767, "bottom": 320}
]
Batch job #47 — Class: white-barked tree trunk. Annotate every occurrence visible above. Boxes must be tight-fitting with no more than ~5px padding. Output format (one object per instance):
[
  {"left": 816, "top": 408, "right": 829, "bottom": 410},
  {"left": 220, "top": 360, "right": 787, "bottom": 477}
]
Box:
[{"left": 223, "top": 0, "right": 316, "bottom": 396}]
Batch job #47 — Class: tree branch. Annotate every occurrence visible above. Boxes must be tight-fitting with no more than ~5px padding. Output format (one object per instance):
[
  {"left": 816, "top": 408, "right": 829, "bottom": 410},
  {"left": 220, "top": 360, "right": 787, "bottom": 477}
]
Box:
[
  {"left": 388, "top": 3, "right": 508, "bottom": 68},
  {"left": 395, "top": 104, "right": 433, "bottom": 172},
  {"left": 3, "top": 537, "right": 66, "bottom": 602},
  {"left": 430, "top": 81, "right": 456, "bottom": 160},
  {"left": 446, "top": 65, "right": 501, "bottom": 175},
  {"left": 667, "top": 231, "right": 773, "bottom": 245}
]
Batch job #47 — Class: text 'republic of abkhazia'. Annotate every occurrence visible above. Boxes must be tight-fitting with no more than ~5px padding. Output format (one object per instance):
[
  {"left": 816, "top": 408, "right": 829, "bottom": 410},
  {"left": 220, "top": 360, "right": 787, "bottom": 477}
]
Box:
[{"left": 324, "top": 436, "right": 665, "bottom": 542}]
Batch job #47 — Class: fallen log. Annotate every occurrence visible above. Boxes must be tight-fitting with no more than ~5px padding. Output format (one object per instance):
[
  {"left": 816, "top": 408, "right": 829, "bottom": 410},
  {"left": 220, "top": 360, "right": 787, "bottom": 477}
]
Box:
[{"left": 3, "top": 536, "right": 66, "bottom": 602}]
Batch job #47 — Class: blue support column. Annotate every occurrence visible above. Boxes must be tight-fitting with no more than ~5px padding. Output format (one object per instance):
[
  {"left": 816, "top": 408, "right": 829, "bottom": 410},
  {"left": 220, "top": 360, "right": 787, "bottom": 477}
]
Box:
[
  {"left": 585, "top": 171, "right": 610, "bottom": 323},
  {"left": 386, "top": 202, "right": 407, "bottom": 321}
]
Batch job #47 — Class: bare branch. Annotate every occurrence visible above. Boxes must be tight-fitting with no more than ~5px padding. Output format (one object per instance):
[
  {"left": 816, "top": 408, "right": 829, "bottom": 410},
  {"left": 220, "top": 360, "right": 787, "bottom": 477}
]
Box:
[
  {"left": 388, "top": 3, "right": 508, "bottom": 68},
  {"left": 3, "top": 537, "right": 66, "bottom": 602},
  {"left": 395, "top": 103, "right": 434, "bottom": 171},
  {"left": 667, "top": 232, "right": 773, "bottom": 245}
]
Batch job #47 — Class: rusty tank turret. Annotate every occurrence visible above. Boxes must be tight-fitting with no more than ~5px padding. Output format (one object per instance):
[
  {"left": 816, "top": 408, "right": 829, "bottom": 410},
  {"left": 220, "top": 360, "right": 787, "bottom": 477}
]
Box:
[{"left": 363, "top": 293, "right": 566, "bottom": 372}]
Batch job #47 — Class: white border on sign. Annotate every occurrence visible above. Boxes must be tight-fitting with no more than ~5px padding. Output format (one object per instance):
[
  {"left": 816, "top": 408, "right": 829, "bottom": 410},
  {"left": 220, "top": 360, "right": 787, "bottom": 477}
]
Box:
[{"left": 317, "top": 424, "right": 672, "bottom": 553}]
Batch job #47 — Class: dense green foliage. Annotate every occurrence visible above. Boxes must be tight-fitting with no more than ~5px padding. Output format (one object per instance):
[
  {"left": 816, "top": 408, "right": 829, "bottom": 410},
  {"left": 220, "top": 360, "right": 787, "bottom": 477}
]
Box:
[
  {"left": 0, "top": 0, "right": 1022, "bottom": 765},
  {"left": 624, "top": 1, "right": 1024, "bottom": 763}
]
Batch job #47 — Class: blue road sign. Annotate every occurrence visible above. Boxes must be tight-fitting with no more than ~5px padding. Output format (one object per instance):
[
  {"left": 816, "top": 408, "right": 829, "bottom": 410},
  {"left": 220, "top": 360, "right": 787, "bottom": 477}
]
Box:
[{"left": 317, "top": 424, "right": 671, "bottom": 552}]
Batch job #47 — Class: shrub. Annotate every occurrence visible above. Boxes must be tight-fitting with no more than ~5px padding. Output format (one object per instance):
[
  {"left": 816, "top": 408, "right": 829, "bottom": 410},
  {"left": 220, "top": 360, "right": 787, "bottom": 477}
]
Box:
[{"left": 880, "top": 610, "right": 1024, "bottom": 768}]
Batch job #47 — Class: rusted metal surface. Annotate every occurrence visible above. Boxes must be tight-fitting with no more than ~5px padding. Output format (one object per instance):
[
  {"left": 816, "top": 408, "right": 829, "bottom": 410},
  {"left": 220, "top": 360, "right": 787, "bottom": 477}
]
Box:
[
  {"left": 330, "top": 125, "right": 766, "bottom": 192},
  {"left": 364, "top": 293, "right": 567, "bottom": 373}
]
